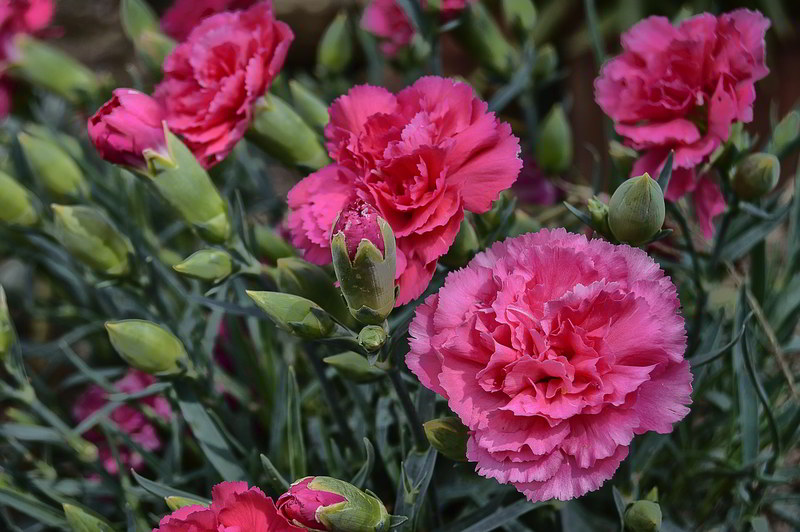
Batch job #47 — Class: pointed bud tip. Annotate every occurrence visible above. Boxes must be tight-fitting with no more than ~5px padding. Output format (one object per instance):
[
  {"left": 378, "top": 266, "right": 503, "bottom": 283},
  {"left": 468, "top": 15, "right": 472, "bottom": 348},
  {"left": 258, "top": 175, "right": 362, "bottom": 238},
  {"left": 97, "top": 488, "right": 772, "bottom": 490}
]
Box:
[{"left": 333, "top": 199, "right": 386, "bottom": 261}]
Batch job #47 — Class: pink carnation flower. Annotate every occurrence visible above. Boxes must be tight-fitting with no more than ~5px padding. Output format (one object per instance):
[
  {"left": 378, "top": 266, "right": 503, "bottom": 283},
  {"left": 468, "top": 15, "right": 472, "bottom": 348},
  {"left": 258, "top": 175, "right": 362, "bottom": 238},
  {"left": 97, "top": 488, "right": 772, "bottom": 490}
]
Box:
[
  {"left": 72, "top": 369, "right": 172, "bottom": 475},
  {"left": 407, "top": 229, "right": 692, "bottom": 502},
  {"left": 288, "top": 77, "right": 521, "bottom": 305},
  {"left": 154, "top": 1, "right": 293, "bottom": 168},
  {"left": 154, "top": 481, "right": 304, "bottom": 532},
  {"left": 160, "top": 0, "right": 258, "bottom": 42},
  {"left": 276, "top": 477, "right": 347, "bottom": 530},
  {"left": 594, "top": 9, "right": 770, "bottom": 237}
]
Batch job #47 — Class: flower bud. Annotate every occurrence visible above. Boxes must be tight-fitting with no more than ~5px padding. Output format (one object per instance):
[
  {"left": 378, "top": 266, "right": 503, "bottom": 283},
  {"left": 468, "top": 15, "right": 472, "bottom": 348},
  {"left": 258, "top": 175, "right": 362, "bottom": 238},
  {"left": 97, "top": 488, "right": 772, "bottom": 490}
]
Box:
[
  {"left": 587, "top": 196, "right": 611, "bottom": 237},
  {"left": 0, "top": 171, "right": 39, "bottom": 227},
  {"left": 277, "top": 476, "right": 390, "bottom": 532},
  {"left": 508, "top": 209, "right": 541, "bottom": 237},
  {"left": 52, "top": 205, "right": 133, "bottom": 277},
  {"left": 732, "top": 153, "right": 780, "bottom": 200},
  {"left": 120, "top": 0, "right": 175, "bottom": 68},
  {"left": 441, "top": 217, "right": 479, "bottom": 268},
  {"left": 624, "top": 500, "right": 662, "bottom": 532},
  {"left": 63, "top": 503, "right": 114, "bottom": 532},
  {"left": 318, "top": 11, "right": 353, "bottom": 75},
  {"left": 173, "top": 249, "right": 233, "bottom": 283},
  {"left": 502, "top": 0, "right": 537, "bottom": 35},
  {"left": 423, "top": 417, "right": 469, "bottom": 462},
  {"left": 535, "top": 104, "right": 573, "bottom": 174},
  {"left": 88, "top": 89, "right": 168, "bottom": 171},
  {"left": 248, "top": 93, "right": 330, "bottom": 170},
  {"left": 274, "top": 257, "right": 357, "bottom": 329},
  {"left": 768, "top": 110, "right": 799, "bottom": 156},
  {"left": 247, "top": 291, "right": 337, "bottom": 340},
  {"left": 144, "top": 127, "right": 231, "bottom": 243},
  {"left": 532, "top": 43, "right": 557, "bottom": 81},
  {"left": 323, "top": 351, "right": 385, "bottom": 383},
  {"left": 609, "top": 140, "right": 638, "bottom": 180},
  {"left": 18, "top": 131, "right": 89, "bottom": 199},
  {"left": 105, "top": 320, "right": 188, "bottom": 375},
  {"left": 358, "top": 324, "right": 387, "bottom": 353},
  {"left": 289, "top": 80, "right": 330, "bottom": 132},
  {"left": 330, "top": 199, "right": 396, "bottom": 325},
  {"left": 608, "top": 173, "right": 665, "bottom": 246},
  {"left": 254, "top": 224, "right": 295, "bottom": 262},
  {"left": 0, "top": 287, "right": 13, "bottom": 363},
  {"left": 455, "top": 2, "right": 519, "bottom": 76}
]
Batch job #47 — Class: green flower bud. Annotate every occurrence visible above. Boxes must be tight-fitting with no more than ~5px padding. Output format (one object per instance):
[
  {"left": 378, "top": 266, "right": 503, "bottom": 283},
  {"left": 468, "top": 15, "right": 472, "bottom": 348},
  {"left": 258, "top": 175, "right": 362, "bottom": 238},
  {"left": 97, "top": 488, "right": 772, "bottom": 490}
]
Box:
[
  {"left": 173, "top": 249, "right": 233, "bottom": 282},
  {"left": 121, "top": 0, "right": 175, "bottom": 68},
  {"left": 18, "top": 131, "right": 89, "bottom": 199},
  {"left": 63, "top": 503, "right": 114, "bottom": 532},
  {"left": 536, "top": 104, "right": 573, "bottom": 174},
  {"left": 24, "top": 123, "right": 84, "bottom": 161},
  {"left": 0, "top": 287, "right": 12, "bottom": 363},
  {"left": 587, "top": 196, "right": 611, "bottom": 237},
  {"left": 330, "top": 200, "right": 396, "bottom": 325},
  {"left": 732, "top": 153, "right": 780, "bottom": 200},
  {"left": 52, "top": 205, "right": 133, "bottom": 277},
  {"left": 0, "top": 171, "right": 39, "bottom": 227},
  {"left": 165, "top": 496, "right": 207, "bottom": 511},
  {"left": 318, "top": 11, "right": 353, "bottom": 75},
  {"left": 105, "top": 320, "right": 188, "bottom": 375},
  {"left": 274, "top": 257, "right": 357, "bottom": 329},
  {"left": 323, "top": 351, "right": 385, "bottom": 383},
  {"left": 768, "top": 110, "right": 799, "bottom": 156},
  {"left": 508, "top": 209, "right": 542, "bottom": 237},
  {"left": 254, "top": 224, "right": 295, "bottom": 262},
  {"left": 532, "top": 43, "right": 558, "bottom": 81},
  {"left": 358, "top": 324, "right": 387, "bottom": 353},
  {"left": 441, "top": 217, "right": 479, "bottom": 268},
  {"left": 455, "top": 2, "right": 519, "bottom": 76},
  {"left": 289, "top": 80, "right": 330, "bottom": 132},
  {"left": 423, "top": 416, "right": 469, "bottom": 462},
  {"left": 144, "top": 127, "right": 231, "bottom": 243},
  {"left": 502, "top": 0, "right": 537, "bottom": 35},
  {"left": 624, "top": 500, "right": 663, "bottom": 532},
  {"left": 609, "top": 140, "right": 638, "bottom": 180},
  {"left": 248, "top": 93, "right": 330, "bottom": 170},
  {"left": 608, "top": 173, "right": 665, "bottom": 246},
  {"left": 247, "top": 291, "right": 338, "bottom": 340},
  {"left": 9, "top": 35, "right": 99, "bottom": 104}
]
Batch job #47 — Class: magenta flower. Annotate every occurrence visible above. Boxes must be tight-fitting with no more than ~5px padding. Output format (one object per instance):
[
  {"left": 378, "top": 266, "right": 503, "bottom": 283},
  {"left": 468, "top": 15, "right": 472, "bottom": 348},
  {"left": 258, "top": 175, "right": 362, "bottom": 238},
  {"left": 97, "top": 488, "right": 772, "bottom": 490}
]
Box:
[
  {"left": 87, "top": 89, "right": 167, "bottom": 170},
  {"left": 72, "top": 369, "right": 172, "bottom": 474},
  {"left": 288, "top": 77, "right": 521, "bottom": 305},
  {"left": 154, "top": 1, "right": 293, "bottom": 168},
  {"left": 276, "top": 477, "right": 347, "bottom": 531},
  {"left": 594, "top": 9, "right": 770, "bottom": 237},
  {"left": 160, "top": 0, "right": 258, "bottom": 42},
  {"left": 154, "top": 481, "right": 304, "bottom": 532},
  {"left": 407, "top": 229, "right": 692, "bottom": 502},
  {"left": 332, "top": 198, "right": 386, "bottom": 261}
]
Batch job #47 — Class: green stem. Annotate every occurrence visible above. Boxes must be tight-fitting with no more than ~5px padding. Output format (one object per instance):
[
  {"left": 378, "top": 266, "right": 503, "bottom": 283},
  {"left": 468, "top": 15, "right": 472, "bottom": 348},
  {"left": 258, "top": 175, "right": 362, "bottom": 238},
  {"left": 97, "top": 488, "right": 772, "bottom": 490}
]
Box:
[{"left": 387, "top": 368, "right": 427, "bottom": 450}]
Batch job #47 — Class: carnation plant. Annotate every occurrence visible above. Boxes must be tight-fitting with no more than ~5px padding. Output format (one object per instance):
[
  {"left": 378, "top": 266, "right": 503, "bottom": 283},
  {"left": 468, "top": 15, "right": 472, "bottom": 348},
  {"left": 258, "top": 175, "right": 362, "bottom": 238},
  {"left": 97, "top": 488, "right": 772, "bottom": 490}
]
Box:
[{"left": 0, "top": 0, "right": 798, "bottom": 531}]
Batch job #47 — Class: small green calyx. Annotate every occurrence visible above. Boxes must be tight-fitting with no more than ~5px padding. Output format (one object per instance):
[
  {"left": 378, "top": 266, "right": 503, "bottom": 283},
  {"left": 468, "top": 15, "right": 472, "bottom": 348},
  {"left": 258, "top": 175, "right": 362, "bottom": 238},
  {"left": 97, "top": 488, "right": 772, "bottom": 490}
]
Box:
[
  {"left": 624, "top": 500, "right": 663, "bottom": 532},
  {"left": 732, "top": 153, "right": 780, "bottom": 200},
  {"left": 247, "top": 291, "right": 338, "bottom": 340},
  {"left": 423, "top": 416, "right": 469, "bottom": 462},
  {"left": 358, "top": 324, "right": 388, "bottom": 353},
  {"left": 323, "top": 351, "right": 386, "bottom": 383},
  {"left": 52, "top": 205, "right": 133, "bottom": 277},
  {"left": 105, "top": 320, "right": 188, "bottom": 375},
  {"left": 173, "top": 249, "right": 233, "bottom": 283},
  {"left": 308, "top": 477, "right": 391, "bottom": 532}
]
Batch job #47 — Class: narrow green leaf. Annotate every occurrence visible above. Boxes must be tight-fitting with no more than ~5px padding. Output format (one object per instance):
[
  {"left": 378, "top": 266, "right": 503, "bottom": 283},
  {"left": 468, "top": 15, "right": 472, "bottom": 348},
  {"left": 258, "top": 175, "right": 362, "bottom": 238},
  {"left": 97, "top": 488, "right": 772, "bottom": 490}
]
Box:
[
  {"left": 733, "top": 288, "right": 758, "bottom": 464},
  {"left": 612, "top": 486, "right": 626, "bottom": 530},
  {"left": 563, "top": 201, "right": 593, "bottom": 227},
  {"left": 719, "top": 201, "right": 792, "bottom": 262},
  {"left": 260, "top": 454, "right": 290, "bottom": 493},
  {"left": 690, "top": 312, "right": 753, "bottom": 367},
  {"left": 131, "top": 470, "right": 210, "bottom": 505},
  {"left": 394, "top": 446, "right": 437, "bottom": 532},
  {"left": 656, "top": 151, "right": 674, "bottom": 193},
  {"left": 287, "top": 366, "right": 307, "bottom": 481},
  {"left": 351, "top": 438, "right": 376, "bottom": 489},
  {"left": 450, "top": 499, "right": 547, "bottom": 532},
  {"left": 0, "top": 486, "right": 67, "bottom": 528}
]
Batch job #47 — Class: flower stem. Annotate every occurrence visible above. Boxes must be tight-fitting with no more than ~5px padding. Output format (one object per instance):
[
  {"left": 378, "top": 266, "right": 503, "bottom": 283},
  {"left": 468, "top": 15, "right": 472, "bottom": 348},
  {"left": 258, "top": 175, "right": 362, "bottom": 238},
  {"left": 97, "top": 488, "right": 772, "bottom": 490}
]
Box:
[{"left": 387, "top": 368, "right": 428, "bottom": 450}]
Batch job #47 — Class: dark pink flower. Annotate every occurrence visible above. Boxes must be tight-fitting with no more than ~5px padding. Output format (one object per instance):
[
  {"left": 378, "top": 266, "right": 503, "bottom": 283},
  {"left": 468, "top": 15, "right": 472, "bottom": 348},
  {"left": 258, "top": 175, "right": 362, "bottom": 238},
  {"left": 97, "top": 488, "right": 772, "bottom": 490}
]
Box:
[
  {"left": 154, "top": 481, "right": 304, "bottom": 532},
  {"left": 407, "top": 229, "right": 692, "bottom": 502},
  {"left": 594, "top": 10, "right": 770, "bottom": 236},
  {"left": 513, "top": 156, "right": 560, "bottom": 205},
  {"left": 288, "top": 77, "right": 521, "bottom": 305},
  {"left": 88, "top": 89, "right": 167, "bottom": 169},
  {"left": 154, "top": 1, "right": 293, "bottom": 168},
  {"left": 332, "top": 198, "right": 386, "bottom": 260},
  {"left": 160, "top": 0, "right": 258, "bottom": 42},
  {"left": 72, "top": 369, "right": 171, "bottom": 474},
  {"left": 276, "top": 477, "right": 347, "bottom": 531}
]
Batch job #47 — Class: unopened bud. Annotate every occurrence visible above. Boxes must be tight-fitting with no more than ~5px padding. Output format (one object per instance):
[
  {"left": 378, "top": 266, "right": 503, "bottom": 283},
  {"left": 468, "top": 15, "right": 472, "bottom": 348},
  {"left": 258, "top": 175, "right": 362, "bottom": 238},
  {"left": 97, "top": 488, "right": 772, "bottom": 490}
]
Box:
[
  {"left": 289, "top": 80, "right": 330, "bottom": 132},
  {"left": 455, "top": 2, "right": 519, "bottom": 76},
  {"left": 732, "top": 153, "right": 780, "bottom": 200},
  {"left": 0, "top": 171, "right": 39, "bottom": 227},
  {"left": 768, "top": 110, "right": 799, "bottom": 156},
  {"left": 105, "top": 320, "right": 188, "bottom": 375},
  {"left": 52, "top": 205, "right": 133, "bottom": 277},
  {"left": 536, "top": 104, "right": 572, "bottom": 173},
  {"left": 331, "top": 199, "right": 396, "bottom": 325},
  {"left": 63, "top": 503, "right": 114, "bottom": 532},
  {"left": 318, "top": 11, "right": 352, "bottom": 75},
  {"left": 121, "top": 0, "right": 175, "bottom": 68},
  {"left": 173, "top": 249, "right": 233, "bottom": 283},
  {"left": 624, "top": 500, "right": 662, "bottom": 532},
  {"left": 587, "top": 196, "right": 611, "bottom": 237},
  {"left": 608, "top": 173, "right": 665, "bottom": 246},
  {"left": 358, "top": 324, "right": 387, "bottom": 353},
  {"left": 19, "top": 131, "right": 89, "bottom": 199},
  {"left": 423, "top": 417, "right": 469, "bottom": 462},
  {"left": 609, "top": 140, "right": 637, "bottom": 180},
  {"left": 254, "top": 224, "right": 295, "bottom": 262},
  {"left": 441, "top": 217, "right": 479, "bottom": 268},
  {"left": 502, "top": 0, "right": 537, "bottom": 35},
  {"left": 532, "top": 43, "right": 558, "bottom": 80},
  {"left": 323, "top": 351, "right": 385, "bottom": 383},
  {"left": 277, "top": 476, "right": 390, "bottom": 532},
  {"left": 508, "top": 209, "right": 541, "bottom": 237},
  {"left": 0, "top": 287, "right": 12, "bottom": 363},
  {"left": 248, "top": 93, "right": 330, "bottom": 170},
  {"left": 247, "top": 291, "right": 337, "bottom": 340}
]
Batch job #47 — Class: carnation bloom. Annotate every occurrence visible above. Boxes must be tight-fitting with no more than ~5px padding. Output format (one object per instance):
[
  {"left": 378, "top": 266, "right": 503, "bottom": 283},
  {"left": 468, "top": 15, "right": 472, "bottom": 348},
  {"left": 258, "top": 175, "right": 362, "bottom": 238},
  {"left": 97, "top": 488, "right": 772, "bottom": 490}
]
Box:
[
  {"left": 87, "top": 89, "right": 167, "bottom": 169},
  {"left": 594, "top": 9, "right": 770, "bottom": 237},
  {"left": 287, "top": 76, "right": 521, "bottom": 305},
  {"left": 72, "top": 369, "right": 171, "bottom": 474},
  {"left": 154, "top": 481, "right": 304, "bottom": 532},
  {"left": 160, "top": 0, "right": 258, "bottom": 42},
  {"left": 407, "top": 229, "right": 692, "bottom": 502},
  {"left": 154, "top": 1, "right": 293, "bottom": 168}
]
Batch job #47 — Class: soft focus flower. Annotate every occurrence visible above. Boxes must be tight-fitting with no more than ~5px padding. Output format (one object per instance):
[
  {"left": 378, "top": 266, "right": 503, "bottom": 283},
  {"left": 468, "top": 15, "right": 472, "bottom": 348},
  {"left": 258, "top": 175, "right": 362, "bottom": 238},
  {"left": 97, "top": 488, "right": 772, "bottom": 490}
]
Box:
[
  {"left": 594, "top": 9, "right": 770, "bottom": 236},
  {"left": 88, "top": 89, "right": 167, "bottom": 169},
  {"left": 72, "top": 369, "right": 171, "bottom": 474},
  {"left": 154, "top": 1, "right": 293, "bottom": 168},
  {"left": 513, "top": 157, "right": 560, "bottom": 205},
  {"left": 154, "top": 481, "right": 304, "bottom": 532},
  {"left": 160, "top": 0, "right": 258, "bottom": 42},
  {"left": 288, "top": 77, "right": 521, "bottom": 305},
  {"left": 276, "top": 477, "right": 346, "bottom": 530},
  {"left": 407, "top": 229, "right": 692, "bottom": 502}
]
